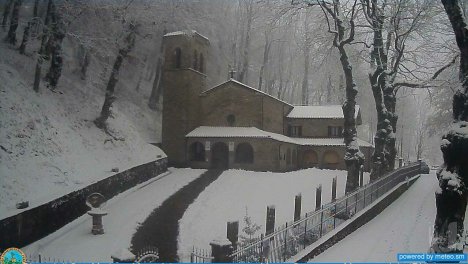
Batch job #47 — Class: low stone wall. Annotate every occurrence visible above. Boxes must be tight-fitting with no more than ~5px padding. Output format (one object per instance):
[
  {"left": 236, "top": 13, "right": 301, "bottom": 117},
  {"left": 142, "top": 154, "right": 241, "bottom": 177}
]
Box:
[
  {"left": 294, "top": 174, "right": 420, "bottom": 262},
  {"left": 0, "top": 158, "right": 168, "bottom": 251}
]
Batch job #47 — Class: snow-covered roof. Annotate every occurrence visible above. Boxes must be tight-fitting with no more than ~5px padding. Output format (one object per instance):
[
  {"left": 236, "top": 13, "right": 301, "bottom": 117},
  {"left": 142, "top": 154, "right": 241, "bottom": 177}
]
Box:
[
  {"left": 187, "top": 126, "right": 267, "bottom": 138},
  {"left": 293, "top": 137, "right": 373, "bottom": 147},
  {"left": 186, "top": 126, "right": 373, "bottom": 147},
  {"left": 186, "top": 126, "right": 295, "bottom": 144},
  {"left": 287, "top": 105, "right": 360, "bottom": 119},
  {"left": 201, "top": 79, "right": 293, "bottom": 107},
  {"left": 163, "top": 30, "right": 209, "bottom": 42}
]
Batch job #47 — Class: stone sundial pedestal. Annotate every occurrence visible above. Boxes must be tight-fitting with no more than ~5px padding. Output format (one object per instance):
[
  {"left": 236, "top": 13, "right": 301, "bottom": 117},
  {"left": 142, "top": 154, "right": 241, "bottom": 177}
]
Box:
[{"left": 86, "top": 193, "right": 107, "bottom": 235}]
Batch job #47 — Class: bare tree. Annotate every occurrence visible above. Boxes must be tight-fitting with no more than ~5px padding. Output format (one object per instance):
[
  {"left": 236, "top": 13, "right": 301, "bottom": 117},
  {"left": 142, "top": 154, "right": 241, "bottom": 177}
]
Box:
[
  {"left": 33, "top": 0, "right": 53, "bottom": 92},
  {"left": 2, "top": 0, "right": 13, "bottom": 30},
  {"left": 360, "top": 0, "right": 456, "bottom": 180},
  {"left": 94, "top": 22, "right": 137, "bottom": 130},
  {"left": 431, "top": 0, "right": 468, "bottom": 254},
  {"left": 237, "top": 0, "right": 254, "bottom": 83},
  {"left": 5, "top": 0, "right": 22, "bottom": 45},
  {"left": 318, "top": 0, "right": 364, "bottom": 193}
]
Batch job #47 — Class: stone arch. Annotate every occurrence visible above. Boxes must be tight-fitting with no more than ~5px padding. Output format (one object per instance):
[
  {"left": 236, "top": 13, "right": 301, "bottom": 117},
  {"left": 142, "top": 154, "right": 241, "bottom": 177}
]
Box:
[
  {"left": 189, "top": 142, "right": 205, "bottom": 161},
  {"left": 193, "top": 49, "right": 198, "bottom": 70},
  {"left": 303, "top": 150, "right": 319, "bottom": 168},
  {"left": 235, "top": 142, "right": 254, "bottom": 163},
  {"left": 199, "top": 53, "right": 204, "bottom": 73},
  {"left": 323, "top": 150, "right": 340, "bottom": 168},
  {"left": 173, "top": 47, "right": 182, "bottom": 69},
  {"left": 212, "top": 142, "right": 229, "bottom": 169}
]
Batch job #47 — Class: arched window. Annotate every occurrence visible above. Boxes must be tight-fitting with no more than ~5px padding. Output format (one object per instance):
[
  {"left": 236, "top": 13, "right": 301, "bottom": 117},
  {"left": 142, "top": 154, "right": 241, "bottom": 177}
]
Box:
[
  {"left": 323, "top": 151, "right": 340, "bottom": 165},
  {"left": 189, "top": 142, "right": 205, "bottom": 161},
  {"left": 303, "top": 150, "right": 318, "bottom": 167},
  {"left": 199, "top": 53, "right": 204, "bottom": 73},
  {"left": 173, "top": 47, "right": 182, "bottom": 69},
  {"left": 193, "top": 49, "right": 198, "bottom": 70},
  {"left": 235, "top": 143, "right": 254, "bottom": 163},
  {"left": 286, "top": 148, "right": 291, "bottom": 165}
]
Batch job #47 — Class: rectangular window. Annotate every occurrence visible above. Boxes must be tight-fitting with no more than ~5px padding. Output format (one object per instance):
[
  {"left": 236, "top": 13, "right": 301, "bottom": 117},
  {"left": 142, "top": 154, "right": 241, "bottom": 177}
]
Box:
[
  {"left": 328, "top": 126, "right": 343, "bottom": 137},
  {"left": 289, "top": 126, "right": 302, "bottom": 137}
]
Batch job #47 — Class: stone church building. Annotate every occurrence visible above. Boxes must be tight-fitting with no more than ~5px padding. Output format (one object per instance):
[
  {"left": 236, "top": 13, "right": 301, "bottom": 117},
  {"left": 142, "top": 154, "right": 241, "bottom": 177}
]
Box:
[{"left": 161, "top": 30, "right": 373, "bottom": 172}]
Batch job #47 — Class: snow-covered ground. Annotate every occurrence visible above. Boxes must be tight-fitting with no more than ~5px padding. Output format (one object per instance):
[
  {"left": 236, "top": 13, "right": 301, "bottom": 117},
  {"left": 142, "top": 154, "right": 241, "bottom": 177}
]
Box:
[
  {"left": 177, "top": 168, "right": 370, "bottom": 262},
  {"left": 22, "top": 168, "right": 205, "bottom": 262},
  {"left": 0, "top": 42, "right": 162, "bottom": 219},
  {"left": 311, "top": 172, "right": 437, "bottom": 262}
]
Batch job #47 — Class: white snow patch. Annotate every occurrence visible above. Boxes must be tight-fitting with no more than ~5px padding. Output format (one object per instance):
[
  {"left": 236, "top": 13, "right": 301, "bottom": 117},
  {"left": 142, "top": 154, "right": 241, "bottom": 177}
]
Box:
[
  {"left": 311, "top": 173, "right": 436, "bottom": 262},
  {"left": 177, "top": 168, "right": 370, "bottom": 262}
]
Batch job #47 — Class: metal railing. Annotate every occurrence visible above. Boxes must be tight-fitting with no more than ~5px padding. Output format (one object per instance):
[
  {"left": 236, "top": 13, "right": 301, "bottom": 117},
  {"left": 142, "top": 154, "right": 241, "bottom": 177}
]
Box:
[
  {"left": 190, "top": 247, "right": 213, "bottom": 263},
  {"left": 190, "top": 163, "right": 422, "bottom": 263},
  {"left": 26, "top": 253, "right": 73, "bottom": 263}
]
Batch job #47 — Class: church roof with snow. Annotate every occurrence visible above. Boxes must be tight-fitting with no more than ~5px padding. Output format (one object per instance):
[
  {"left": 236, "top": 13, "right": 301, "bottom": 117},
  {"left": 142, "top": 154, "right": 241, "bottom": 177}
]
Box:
[
  {"left": 293, "top": 137, "right": 373, "bottom": 147},
  {"left": 186, "top": 126, "right": 373, "bottom": 147},
  {"left": 186, "top": 126, "right": 297, "bottom": 144},
  {"left": 201, "top": 79, "right": 293, "bottom": 107},
  {"left": 287, "top": 105, "right": 360, "bottom": 119},
  {"left": 163, "top": 30, "right": 210, "bottom": 43}
]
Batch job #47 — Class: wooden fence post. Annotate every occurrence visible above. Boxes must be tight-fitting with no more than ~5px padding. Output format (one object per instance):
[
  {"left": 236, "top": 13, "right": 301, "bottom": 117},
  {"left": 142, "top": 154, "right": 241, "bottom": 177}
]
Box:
[
  {"left": 266, "top": 206, "right": 276, "bottom": 235},
  {"left": 315, "top": 185, "right": 322, "bottom": 211},
  {"left": 227, "top": 221, "right": 239, "bottom": 250},
  {"left": 332, "top": 177, "right": 337, "bottom": 202},
  {"left": 294, "top": 193, "right": 302, "bottom": 222},
  {"left": 359, "top": 166, "right": 364, "bottom": 186}
]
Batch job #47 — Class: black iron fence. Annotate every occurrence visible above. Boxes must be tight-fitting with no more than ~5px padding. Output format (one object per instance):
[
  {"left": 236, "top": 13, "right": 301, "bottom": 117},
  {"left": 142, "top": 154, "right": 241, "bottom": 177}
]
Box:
[
  {"left": 191, "top": 162, "right": 422, "bottom": 263},
  {"left": 190, "top": 247, "right": 213, "bottom": 263}
]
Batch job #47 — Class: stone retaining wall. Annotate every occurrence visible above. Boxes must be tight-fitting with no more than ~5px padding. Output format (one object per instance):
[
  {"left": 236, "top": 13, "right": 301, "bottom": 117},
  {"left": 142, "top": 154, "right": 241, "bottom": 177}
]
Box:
[{"left": 0, "top": 158, "right": 167, "bottom": 251}]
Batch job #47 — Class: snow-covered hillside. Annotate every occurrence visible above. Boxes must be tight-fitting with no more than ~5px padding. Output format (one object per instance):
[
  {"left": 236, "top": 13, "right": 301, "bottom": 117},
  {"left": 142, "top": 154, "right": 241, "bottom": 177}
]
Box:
[{"left": 0, "top": 43, "right": 164, "bottom": 219}]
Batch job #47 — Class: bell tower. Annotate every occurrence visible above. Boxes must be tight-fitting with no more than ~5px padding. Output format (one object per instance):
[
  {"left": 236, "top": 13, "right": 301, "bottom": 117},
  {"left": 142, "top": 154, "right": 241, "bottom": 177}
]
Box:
[{"left": 161, "top": 30, "right": 209, "bottom": 166}]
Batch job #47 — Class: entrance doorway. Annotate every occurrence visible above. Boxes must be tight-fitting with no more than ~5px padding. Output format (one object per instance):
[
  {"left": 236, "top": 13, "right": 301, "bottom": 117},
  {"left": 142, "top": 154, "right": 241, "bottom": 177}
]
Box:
[{"left": 211, "top": 142, "right": 229, "bottom": 169}]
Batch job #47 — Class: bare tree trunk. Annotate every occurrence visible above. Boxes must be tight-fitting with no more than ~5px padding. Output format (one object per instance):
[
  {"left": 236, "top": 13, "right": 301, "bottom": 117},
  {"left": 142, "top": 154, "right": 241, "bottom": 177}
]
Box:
[
  {"left": 46, "top": 2, "right": 64, "bottom": 89},
  {"left": 431, "top": 0, "right": 468, "bottom": 253},
  {"left": 94, "top": 24, "right": 137, "bottom": 129},
  {"left": 33, "top": 0, "right": 52, "bottom": 93},
  {"left": 339, "top": 43, "right": 364, "bottom": 193},
  {"left": 318, "top": 0, "right": 364, "bottom": 193},
  {"left": 6, "top": 0, "right": 22, "bottom": 45},
  {"left": 301, "top": 43, "right": 310, "bottom": 105},
  {"left": 368, "top": 12, "right": 394, "bottom": 181},
  {"left": 33, "top": 0, "right": 38, "bottom": 17},
  {"left": 326, "top": 76, "right": 332, "bottom": 104},
  {"left": 18, "top": 21, "right": 29, "bottom": 54},
  {"left": 148, "top": 32, "right": 165, "bottom": 110},
  {"left": 80, "top": 48, "right": 90, "bottom": 80},
  {"left": 238, "top": 0, "right": 253, "bottom": 83},
  {"left": 2, "top": 0, "right": 13, "bottom": 30},
  {"left": 383, "top": 87, "right": 398, "bottom": 170},
  {"left": 258, "top": 32, "right": 271, "bottom": 92}
]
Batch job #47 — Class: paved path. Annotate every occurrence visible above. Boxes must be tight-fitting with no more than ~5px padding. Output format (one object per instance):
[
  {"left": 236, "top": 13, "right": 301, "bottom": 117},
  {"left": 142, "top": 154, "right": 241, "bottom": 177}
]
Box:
[
  {"left": 131, "top": 169, "right": 223, "bottom": 262},
  {"left": 312, "top": 172, "right": 438, "bottom": 262},
  {"left": 22, "top": 168, "right": 205, "bottom": 262}
]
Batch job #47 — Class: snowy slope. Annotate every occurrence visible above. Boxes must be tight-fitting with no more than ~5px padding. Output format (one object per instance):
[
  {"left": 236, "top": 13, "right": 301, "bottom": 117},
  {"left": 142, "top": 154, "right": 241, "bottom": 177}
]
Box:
[
  {"left": 22, "top": 168, "right": 205, "bottom": 262},
  {"left": 177, "top": 168, "right": 370, "bottom": 261},
  {"left": 311, "top": 172, "right": 437, "bottom": 262},
  {"left": 0, "top": 43, "right": 163, "bottom": 219}
]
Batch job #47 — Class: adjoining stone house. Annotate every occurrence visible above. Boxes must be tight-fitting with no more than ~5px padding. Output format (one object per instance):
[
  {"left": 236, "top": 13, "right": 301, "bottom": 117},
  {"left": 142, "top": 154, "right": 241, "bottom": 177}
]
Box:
[{"left": 161, "top": 30, "right": 373, "bottom": 172}]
